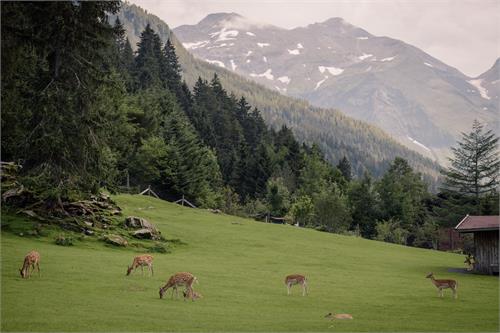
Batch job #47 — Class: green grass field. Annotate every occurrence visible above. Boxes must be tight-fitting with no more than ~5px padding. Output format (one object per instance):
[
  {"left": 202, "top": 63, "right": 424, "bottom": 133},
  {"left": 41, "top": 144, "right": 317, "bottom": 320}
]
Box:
[{"left": 2, "top": 194, "right": 499, "bottom": 332}]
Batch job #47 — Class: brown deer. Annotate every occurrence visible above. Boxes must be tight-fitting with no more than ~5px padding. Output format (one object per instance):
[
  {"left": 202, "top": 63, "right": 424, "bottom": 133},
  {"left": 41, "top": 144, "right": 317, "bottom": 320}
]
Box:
[
  {"left": 159, "top": 272, "right": 198, "bottom": 299},
  {"left": 19, "top": 250, "right": 40, "bottom": 279},
  {"left": 126, "top": 255, "right": 154, "bottom": 276},
  {"left": 325, "top": 313, "right": 353, "bottom": 320},
  {"left": 183, "top": 288, "right": 203, "bottom": 301},
  {"left": 285, "top": 274, "right": 308, "bottom": 296},
  {"left": 426, "top": 272, "right": 458, "bottom": 298}
]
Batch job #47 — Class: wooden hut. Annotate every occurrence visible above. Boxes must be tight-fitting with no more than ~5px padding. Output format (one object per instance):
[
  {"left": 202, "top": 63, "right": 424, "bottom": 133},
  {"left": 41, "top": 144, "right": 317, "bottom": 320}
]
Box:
[{"left": 455, "top": 215, "right": 499, "bottom": 275}]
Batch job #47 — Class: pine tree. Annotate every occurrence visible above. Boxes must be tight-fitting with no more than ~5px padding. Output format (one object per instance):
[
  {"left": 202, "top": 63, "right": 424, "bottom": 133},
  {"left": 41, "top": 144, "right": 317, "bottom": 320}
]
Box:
[
  {"left": 2, "top": 1, "right": 122, "bottom": 202},
  {"left": 134, "top": 24, "right": 163, "bottom": 90},
  {"left": 337, "top": 156, "right": 352, "bottom": 182},
  {"left": 441, "top": 120, "right": 499, "bottom": 205}
]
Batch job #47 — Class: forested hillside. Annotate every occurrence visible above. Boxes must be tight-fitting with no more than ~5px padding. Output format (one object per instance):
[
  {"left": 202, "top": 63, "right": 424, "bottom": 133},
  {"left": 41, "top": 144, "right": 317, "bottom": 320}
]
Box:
[
  {"left": 3, "top": 1, "right": 496, "bottom": 250},
  {"left": 113, "top": 3, "right": 442, "bottom": 182}
]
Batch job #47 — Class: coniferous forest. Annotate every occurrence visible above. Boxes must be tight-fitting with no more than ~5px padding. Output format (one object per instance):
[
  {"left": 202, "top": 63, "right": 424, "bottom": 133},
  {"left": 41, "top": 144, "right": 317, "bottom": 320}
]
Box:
[{"left": 1, "top": 1, "right": 498, "bottom": 249}]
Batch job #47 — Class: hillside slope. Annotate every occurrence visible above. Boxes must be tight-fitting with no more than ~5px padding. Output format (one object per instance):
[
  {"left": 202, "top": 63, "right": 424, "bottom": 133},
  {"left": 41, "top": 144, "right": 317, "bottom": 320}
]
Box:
[
  {"left": 1, "top": 194, "right": 499, "bottom": 332},
  {"left": 174, "top": 13, "right": 499, "bottom": 163},
  {"left": 113, "top": 4, "right": 441, "bottom": 182}
]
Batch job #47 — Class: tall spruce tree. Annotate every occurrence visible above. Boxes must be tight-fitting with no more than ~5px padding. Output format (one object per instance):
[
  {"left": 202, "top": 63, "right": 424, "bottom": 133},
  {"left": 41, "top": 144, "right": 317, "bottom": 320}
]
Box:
[
  {"left": 441, "top": 120, "right": 499, "bottom": 205},
  {"left": 2, "top": 1, "right": 121, "bottom": 202},
  {"left": 337, "top": 156, "right": 352, "bottom": 182}
]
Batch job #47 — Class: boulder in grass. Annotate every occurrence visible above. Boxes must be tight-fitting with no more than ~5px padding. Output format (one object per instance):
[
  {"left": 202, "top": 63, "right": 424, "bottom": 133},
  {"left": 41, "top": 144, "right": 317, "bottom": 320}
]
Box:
[
  {"left": 132, "top": 228, "right": 160, "bottom": 240},
  {"left": 125, "top": 216, "right": 153, "bottom": 229},
  {"left": 103, "top": 234, "right": 128, "bottom": 247}
]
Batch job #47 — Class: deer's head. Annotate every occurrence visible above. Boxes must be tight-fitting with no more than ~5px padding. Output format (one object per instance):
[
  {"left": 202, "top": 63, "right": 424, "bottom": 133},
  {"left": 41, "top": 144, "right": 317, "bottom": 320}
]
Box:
[
  {"left": 324, "top": 313, "right": 333, "bottom": 318},
  {"left": 126, "top": 266, "right": 133, "bottom": 276},
  {"left": 425, "top": 272, "right": 434, "bottom": 278},
  {"left": 159, "top": 287, "right": 165, "bottom": 299},
  {"left": 19, "top": 268, "right": 25, "bottom": 278}
]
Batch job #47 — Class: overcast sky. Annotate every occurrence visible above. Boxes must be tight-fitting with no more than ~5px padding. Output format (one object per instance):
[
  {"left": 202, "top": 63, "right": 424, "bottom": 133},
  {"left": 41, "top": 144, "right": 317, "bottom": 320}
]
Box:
[{"left": 130, "top": 0, "right": 500, "bottom": 77}]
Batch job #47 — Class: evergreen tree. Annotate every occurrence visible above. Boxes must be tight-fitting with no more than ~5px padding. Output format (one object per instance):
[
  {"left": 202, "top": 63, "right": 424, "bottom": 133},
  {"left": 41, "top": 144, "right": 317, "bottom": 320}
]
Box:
[
  {"left": 337, "top": 156, "right": 352, "bottom": 182},
  {"left": 441, "top": 120, "right": 499, "bottom": 207},
  {"left": 2, "top": 1, "right": 122, "bottom": 202},
  {"left": 348, "top": 172, "right": 380, "bottom": 238}
]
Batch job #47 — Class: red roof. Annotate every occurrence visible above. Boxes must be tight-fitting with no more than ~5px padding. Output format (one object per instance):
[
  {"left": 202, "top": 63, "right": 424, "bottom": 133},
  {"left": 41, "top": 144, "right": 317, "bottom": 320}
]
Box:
[{"left": 455, "top": 215, "right": 500, "bottom": 232}]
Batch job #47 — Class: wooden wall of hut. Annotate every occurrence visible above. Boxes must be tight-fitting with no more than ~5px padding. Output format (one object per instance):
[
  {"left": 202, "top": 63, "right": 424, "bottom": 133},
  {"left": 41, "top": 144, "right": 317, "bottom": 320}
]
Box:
[{"left": 474, "top": 230, "right": 499, "bottom": 275}]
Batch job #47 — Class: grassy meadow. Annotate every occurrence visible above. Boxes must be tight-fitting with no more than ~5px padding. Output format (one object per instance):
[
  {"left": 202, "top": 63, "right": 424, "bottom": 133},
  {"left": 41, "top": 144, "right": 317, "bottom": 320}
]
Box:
[{"left": 1, "top": 194, "right": 498, "bottom": 332}]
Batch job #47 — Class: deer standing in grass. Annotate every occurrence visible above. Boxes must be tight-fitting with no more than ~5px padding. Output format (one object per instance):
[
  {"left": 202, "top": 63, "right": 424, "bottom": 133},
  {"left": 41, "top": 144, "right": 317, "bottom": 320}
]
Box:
[
  {"left": 426, "top": 272, "right": 458, "bottom": 299},
  {"left": 159, "top": 272, "right": 198, "bottom": 299},
  {"left": 126, "top": 255, "right": 154, "bottom": 276},
  {"left": 19, "top": 250, "right": 40, "bottom": 279},
  {"left": 285, "top": 274, "right": 308, "bottom": 296}
]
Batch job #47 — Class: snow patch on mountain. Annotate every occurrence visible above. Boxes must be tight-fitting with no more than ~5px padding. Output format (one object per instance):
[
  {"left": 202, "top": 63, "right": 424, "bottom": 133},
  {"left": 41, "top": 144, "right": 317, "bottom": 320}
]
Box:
[
  {"left": 358, "top": 53, "right": 373, "bottom": 60},
  {"left": 275, "top": 86, "right": 287, "bottom": 93},
  {"left": 297, "top": 43, "right": 304, "bottom": 49},
  {"left": 263, "top": 56, "right": 267, "bottom": 62},
  {"left": 318, "top": 66, "right": 344, "bottom": 76},
  {"left": 288, "top": 49, "right": 300, "bottom": 55},
  {"left": 468, "top": 79, "right": 491, "bottom": 100},
  {"left": 315, "top": 76, "right": 328, "bottom": 90},
  {"left": 380, "top": 56, "right": 396, "bottom": 62},
  {"left": 230, "top": 59, "right": 237, "bottom": 71},
  {"left": 250, "top": 69, "right": 274, "bottom": 80},
  {"left": 246, "top": 31, "right": 255, "bottom": 36},
  {"left": 407, "top": 136, "right": 431, "bottom": 152},
  {"left": 183, "top": 40, "right": 209, "bottom": 49},
  {"left": 205, "top": 59, "right": 225, "bottom": 68},
  {"left": 209, "top": 28, "right": 239, "bottom": 42},
  {"left": 245, "top": 50, "right": 253, "bottom": 56},
  {"left": 424, "top": 62, "right": 433, "bottom": 68},
  {"left": 246, "top": 59, "right": 251, "bottom": 63},
  {"left": 257, "top": 42, "right": 270, "bottom": 48},
  {"left": 357, "top": 36, "right": 369, "bottom": 40},
  {"left": 277, "top": 76, "right": 291, "bottom": 84}
]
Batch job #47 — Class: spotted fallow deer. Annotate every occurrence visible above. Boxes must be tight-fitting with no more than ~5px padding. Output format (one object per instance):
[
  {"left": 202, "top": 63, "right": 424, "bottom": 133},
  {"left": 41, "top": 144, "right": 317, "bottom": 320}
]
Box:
[
  {"left": 285, "top": 274, "right": 308, "bottom": 296},
  {"left": 159, "top": 272, "right": 198, "bottom": 299},
  {"left": 325, "top": 313, "right": 353, "bottom": 320},
  {"left": 126, "top": 255, "right": 154, "bottom": 276},
  {"left": 426, "top": 272, "right": 458, "bottom": 299},
  {"left": 19, "top": 250, "right": 41, "bottom": 279}
]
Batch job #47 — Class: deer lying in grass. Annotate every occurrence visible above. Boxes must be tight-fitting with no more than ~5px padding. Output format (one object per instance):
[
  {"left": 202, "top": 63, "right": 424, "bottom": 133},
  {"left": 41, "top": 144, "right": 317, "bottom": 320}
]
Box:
[
  {"left": 426, "top": 272, "right": 458, "bottom": 298},
  {"left": 285, "top": 274, "right": 308, "bottom": 296},
  {"left": 324, "top": 313, "right": 353, "bottom": 320},
  {"left": 126, "top": 255, "right": 154, "bottom": 276},
  {"left": 159, "top": 272, "right": 198, "bottom": 299},
  {"left": 19, "top": 250, "right": 41, "bottom": 279},
  {"left": 183, "top": 288, "right": 203, "bottom": 301}
]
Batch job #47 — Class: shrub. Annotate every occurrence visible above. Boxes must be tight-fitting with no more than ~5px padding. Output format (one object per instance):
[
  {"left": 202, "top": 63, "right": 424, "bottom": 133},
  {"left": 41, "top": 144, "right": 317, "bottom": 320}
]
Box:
[{"left": 55, "top": 235, "right": 74, "bottom": 246}]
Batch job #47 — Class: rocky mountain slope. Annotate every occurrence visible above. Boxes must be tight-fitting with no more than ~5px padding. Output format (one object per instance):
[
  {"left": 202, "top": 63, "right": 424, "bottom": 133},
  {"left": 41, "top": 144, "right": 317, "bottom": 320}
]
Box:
[
  {"left": 113, "top": 3, "right": 441, "bottom": 185},
  {"left": 174, "top": 13, "right": 499, "bottom": 164}
]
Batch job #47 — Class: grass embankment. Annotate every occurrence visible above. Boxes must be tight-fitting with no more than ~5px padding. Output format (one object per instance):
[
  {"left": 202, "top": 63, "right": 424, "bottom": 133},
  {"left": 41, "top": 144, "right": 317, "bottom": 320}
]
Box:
[{"left": 1, "top": 194, "right": 498, "bottom": 331}]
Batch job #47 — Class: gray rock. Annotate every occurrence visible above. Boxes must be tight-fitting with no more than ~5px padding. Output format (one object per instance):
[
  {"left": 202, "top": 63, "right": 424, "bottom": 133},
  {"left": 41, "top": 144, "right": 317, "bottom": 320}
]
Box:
[
  {"left": 132, "top": 228, "right": 160, "bottom": 240},
  {"left": 103, "top": 234, "right": 128, "bottom": 246}
]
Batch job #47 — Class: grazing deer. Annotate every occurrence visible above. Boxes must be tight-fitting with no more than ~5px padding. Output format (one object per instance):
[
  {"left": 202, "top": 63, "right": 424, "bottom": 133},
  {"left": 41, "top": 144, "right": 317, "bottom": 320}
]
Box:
[
  {"left": 183, "top": 288, "right": 203, "bottom": 301},
  {"left": 426, "top": 272, "right": 458, "bottom": 298},
  {"left": 159, "top": 272, "right": 198, "bottom": 299},
  {"left": 285, "top": 274, "right": 308, "bottom": 296},
  {"left": 19, "top": 250, "right": 40, "bottom": 279},
  {"left": 325, "top": 313, "right": 353, "bottom": 320},
  {"left": 126, "top": 255, "right": 154, "bottom": 276}
]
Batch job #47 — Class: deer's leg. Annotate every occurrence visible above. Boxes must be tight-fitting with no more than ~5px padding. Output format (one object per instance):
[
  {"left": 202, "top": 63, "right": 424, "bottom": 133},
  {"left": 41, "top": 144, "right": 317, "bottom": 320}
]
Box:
[
  {"left": 304, "top": 281, "right": 308, "bottom": 296},
  {"left": 287, "top": 283, "right": 291, "bottom": 295},
  {"left": 37, "top": 262, "right": 41, "bottom": 277},
  {"left": 149, "top": 264, "right": 153, "bottom": 277},
  {"left": 141, "top": 265, "right": 144, "bottom": 276}
]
